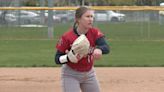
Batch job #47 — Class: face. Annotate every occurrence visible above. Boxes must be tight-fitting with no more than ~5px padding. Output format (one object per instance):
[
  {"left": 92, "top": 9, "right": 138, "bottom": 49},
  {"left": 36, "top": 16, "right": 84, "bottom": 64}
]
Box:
[{"left": 77, "top": 10, "right": 94, "bottom": 30}]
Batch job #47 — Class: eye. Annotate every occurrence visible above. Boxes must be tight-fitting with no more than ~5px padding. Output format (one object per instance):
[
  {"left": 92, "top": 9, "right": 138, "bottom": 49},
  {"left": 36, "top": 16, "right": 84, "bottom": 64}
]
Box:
[
  {"left": 86, "top": 15, "right": 90, "bottom": 18},
  {"left": 86, "top": 15, "right": 93, "bottom": 18}
]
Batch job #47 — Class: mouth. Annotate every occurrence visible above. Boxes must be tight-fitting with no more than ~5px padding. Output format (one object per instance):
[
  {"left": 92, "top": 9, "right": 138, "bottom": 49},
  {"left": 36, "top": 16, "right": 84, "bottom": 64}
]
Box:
[{"left": 88, "top": 23, "right": 93, "bottom": 25}]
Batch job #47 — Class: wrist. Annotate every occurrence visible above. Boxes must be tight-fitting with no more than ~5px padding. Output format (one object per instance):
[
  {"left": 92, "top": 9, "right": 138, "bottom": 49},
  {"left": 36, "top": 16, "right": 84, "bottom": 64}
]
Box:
[
  {"left": 94, "top": 48, "right": 102, "bottom": 53},
  {"left": 59, "top": 55, "right": 68, "bottom": 63},
  {"left": 93, "top": 48, "right": 102, "bottom": 60}
]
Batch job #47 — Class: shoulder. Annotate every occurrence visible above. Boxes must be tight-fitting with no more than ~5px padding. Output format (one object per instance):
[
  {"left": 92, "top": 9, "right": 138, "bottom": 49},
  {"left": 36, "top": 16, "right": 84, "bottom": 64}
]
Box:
[
  {"left": 57, "top": 28, "right": 74, "bottom": 45},
  {"left": 56, "top": 28, "right": 74, "bottom": 52},
  {"left": 61, "top": 28, "right": 75, "bottom": 40},
  {"left": 88, "top": 27, "right": 104, "bottom": 37},
  {"left": 89, "top": 27, "right": 101, "bottom": 32},
  {"left": 63, "top": 28, "right": 74, "bottom": 37}
]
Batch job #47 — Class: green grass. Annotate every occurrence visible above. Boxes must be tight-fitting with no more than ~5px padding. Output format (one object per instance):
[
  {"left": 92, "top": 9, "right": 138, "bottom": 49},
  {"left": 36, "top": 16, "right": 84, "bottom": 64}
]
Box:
[
  {"left": 0, "top": 22, "right": 164, "bottom": 67},
  {"left": 96, "top": 22, "right": 164, "bottom": 40},
  {"left": 0, "top": 27, "right": 48, "bottom": 39},
  {"left": 0, "top": 40, "right": 56, "bottom": 67},
  {"left": 95, "top": 40, "right": 164, "bottom": 67}
]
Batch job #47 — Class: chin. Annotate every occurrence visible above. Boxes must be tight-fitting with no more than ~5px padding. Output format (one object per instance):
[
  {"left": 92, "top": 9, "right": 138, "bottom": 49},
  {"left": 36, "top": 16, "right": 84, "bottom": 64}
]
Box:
[{"left": 87, "top": 25, "right": 93, "bottom": 29}]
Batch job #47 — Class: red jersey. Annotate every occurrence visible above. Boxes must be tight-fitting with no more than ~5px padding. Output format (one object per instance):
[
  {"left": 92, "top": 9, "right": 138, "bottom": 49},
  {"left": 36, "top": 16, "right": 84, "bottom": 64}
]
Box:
[{"left": 56, "top": 27, "right": 104, "bottom": 72}]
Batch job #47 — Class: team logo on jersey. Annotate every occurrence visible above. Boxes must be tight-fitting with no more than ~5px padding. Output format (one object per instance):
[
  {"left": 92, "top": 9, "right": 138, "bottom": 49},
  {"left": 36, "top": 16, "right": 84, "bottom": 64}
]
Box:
[{"left": 88, "top": 46, "right": 95, "bottom": 55}]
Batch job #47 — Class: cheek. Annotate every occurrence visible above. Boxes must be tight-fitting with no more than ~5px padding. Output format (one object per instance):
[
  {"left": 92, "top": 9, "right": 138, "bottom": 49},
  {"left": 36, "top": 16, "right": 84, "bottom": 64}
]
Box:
[
  {"left": 81, "top": 18, "right": 87, "bottom": 22},
  {"left": 79, "top": 19, "right": 87, "bottom": 25}
]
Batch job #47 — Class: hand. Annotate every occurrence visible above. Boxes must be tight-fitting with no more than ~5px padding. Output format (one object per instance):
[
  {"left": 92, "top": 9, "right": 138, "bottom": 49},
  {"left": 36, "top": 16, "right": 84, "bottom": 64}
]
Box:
[
  {"left": 71, "top": 34, "right": 90, "bottom": 57},
  {"left": 67, "top": 50, "right": 79, "bottom": 63},
  {"left": 66, "top": 34, "right": 90, "bottom": 63},
  {"left": 92, "top": 48, "right": 102, "bottom": 60}
]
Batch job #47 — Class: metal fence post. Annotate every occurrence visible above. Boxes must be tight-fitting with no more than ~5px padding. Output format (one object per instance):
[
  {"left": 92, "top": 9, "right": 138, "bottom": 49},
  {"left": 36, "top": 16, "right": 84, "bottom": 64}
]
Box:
[
  {"left": 40, "top": 0, "right": 45, "bottom": 25},
  {"left": 47, "top": 0, "right": 54, "bottom": 39}
]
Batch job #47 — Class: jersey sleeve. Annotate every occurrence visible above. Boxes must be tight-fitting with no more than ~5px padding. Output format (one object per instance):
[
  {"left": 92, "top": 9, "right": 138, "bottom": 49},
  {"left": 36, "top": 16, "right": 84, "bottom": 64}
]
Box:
[
  {"left": 56, "top": 35, "right": 69, "bottom": 53},
  {"left": 94, "top": 28, "right": 104, "bottom": 40}
]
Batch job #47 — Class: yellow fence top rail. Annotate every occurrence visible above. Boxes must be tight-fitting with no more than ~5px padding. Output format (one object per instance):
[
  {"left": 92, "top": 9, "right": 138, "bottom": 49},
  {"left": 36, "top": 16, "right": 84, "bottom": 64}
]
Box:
[{"left": 0, "top": 6, "right": 164, "bottom": 11}]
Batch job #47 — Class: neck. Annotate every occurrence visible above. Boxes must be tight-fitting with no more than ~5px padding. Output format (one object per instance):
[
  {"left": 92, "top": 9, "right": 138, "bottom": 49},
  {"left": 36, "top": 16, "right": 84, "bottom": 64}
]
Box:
[{"left": 77, "top": 26, "right": 88, "bottom": 35}]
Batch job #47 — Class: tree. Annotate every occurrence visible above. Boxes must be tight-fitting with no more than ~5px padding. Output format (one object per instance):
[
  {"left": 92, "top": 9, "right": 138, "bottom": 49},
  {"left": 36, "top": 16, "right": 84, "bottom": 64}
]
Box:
[{"left": 135, "top": 0, "right": 153, "bottom": 6}]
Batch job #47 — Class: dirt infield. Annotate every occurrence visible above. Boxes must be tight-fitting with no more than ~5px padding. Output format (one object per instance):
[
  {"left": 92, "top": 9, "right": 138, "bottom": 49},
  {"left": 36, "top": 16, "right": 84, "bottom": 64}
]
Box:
[{"left": 0, "top": 67, "right": 164, "bottom": 92}]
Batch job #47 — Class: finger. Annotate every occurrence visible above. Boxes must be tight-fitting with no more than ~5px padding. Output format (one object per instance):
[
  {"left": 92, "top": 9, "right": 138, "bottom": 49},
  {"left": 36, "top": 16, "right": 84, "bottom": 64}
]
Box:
[{"left": 65, "top": 50, "right": 69, "bottom": 54}]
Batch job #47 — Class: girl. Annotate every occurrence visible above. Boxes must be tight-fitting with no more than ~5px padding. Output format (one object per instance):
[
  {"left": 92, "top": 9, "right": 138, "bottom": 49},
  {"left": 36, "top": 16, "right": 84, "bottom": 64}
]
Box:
[{"left": 55, "top": 6, "right": 110, "bottom": 92}]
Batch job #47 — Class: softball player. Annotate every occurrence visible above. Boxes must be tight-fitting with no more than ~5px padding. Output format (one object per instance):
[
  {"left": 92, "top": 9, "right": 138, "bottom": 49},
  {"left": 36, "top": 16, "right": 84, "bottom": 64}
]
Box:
[{"left": 55, "top": 6, "right": 110, "bottom": 92}]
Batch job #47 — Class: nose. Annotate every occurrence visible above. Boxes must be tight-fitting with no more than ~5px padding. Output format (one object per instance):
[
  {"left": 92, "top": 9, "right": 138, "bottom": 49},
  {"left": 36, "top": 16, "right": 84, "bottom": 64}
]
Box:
[{"left": 89, "top": 16, "right": 94, "bottom": 22}]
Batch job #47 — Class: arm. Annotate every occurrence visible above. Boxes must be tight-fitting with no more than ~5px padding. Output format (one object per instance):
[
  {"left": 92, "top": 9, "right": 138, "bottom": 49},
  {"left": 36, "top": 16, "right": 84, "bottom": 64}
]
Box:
[
  {"left": 95, "top": 36, "right": 110, "bottom": 54},
  {"left": 93, "top": 36, "right": 110, "bottom": 60},
  {"left": 55, "top": 34, "right": 90, "bottom": 64},
  {"left": 55, "top": 49, "right": 80, "bottom": 64},
  {"left": 55, "top": 50, "right": 68, "bottom": 64}
]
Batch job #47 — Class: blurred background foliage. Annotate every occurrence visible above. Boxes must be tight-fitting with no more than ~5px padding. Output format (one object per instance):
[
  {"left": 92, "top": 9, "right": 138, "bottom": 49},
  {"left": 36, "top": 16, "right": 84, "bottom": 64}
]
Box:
[{"left": 1, "top": 0, "right": 164, "bottom": 7}]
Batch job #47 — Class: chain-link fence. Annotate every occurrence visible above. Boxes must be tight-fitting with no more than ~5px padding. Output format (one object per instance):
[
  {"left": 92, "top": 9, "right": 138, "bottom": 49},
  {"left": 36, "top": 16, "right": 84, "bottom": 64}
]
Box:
[
  {"left": 0, "top": 0, "right": 164, "bottom": 26},
  {"left": 0, "top": 0, "right": 164, "bottom": 40}
]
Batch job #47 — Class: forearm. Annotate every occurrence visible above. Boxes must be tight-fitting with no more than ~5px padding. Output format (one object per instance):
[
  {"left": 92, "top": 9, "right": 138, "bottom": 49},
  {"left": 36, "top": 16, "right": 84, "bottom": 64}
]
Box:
[
  {"left": 96, "top": 37, "right": 110, "bottom": 54},
  {"left": 55, "top": 50, "right": 68, "bottom": 64},
  {"left": 55, "top": 49, "right": 80, "bottom": 64},
  {"left": 97, "top": 44, "right": 110, "bottom": 54}
]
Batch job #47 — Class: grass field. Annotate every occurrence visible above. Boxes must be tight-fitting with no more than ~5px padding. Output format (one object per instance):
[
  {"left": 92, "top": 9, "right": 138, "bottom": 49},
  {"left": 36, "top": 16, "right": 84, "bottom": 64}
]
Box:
[{"left": 0, "top": 22, "right": 164, "bottom": 67}]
